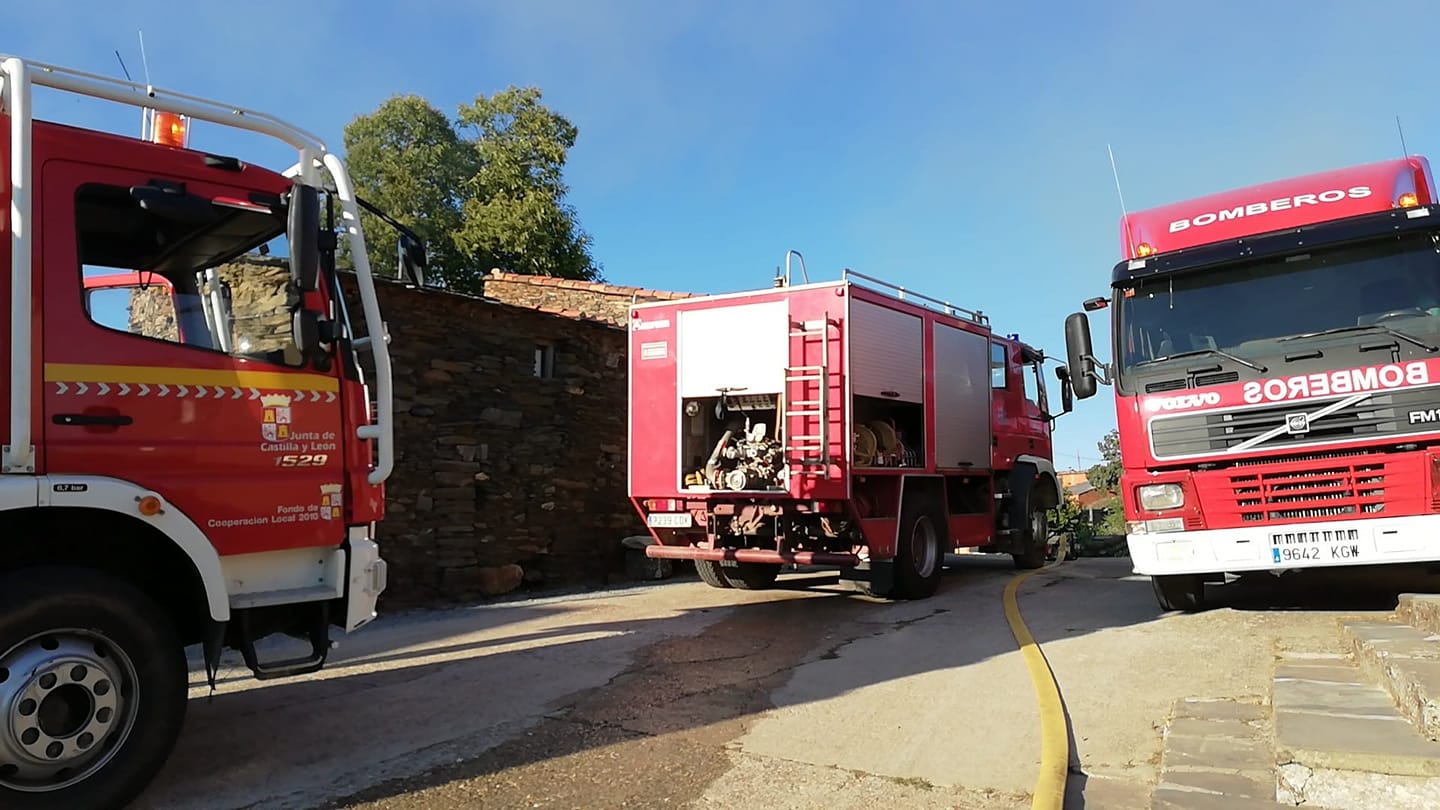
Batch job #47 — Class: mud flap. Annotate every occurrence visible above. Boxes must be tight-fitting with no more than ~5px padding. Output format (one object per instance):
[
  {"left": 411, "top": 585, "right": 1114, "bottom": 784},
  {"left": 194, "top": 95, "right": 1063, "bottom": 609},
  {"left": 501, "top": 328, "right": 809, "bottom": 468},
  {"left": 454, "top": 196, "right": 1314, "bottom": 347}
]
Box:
[
  {"left": 838, "top": 559, "right": 894, "bottom": 593},
  {"left": 868, "top": 559, "right": 894, "bottom": 593}
]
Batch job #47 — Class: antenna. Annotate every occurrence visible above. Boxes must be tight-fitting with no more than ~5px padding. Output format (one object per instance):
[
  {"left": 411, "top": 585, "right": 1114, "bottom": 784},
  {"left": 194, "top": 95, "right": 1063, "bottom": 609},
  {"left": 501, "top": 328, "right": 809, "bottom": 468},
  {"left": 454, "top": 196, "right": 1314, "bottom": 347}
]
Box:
[
  {"left": 136, "top": 30, "right": 155, "bottom": 138},
  {"left": 113, "top": 50, "right": 133, "bottom": 82},
  {"left": 1397, "top": 115, "right": 1410, "bottom": 157},
  {"left": 1108, "top": 143, "right": 1135, "bottom": 254},
  {"left": 134, "top": 29, "right": 188, "bottom": 147},
  {"left": 138, "top": 29, "right": 153, "bottom": 91}
]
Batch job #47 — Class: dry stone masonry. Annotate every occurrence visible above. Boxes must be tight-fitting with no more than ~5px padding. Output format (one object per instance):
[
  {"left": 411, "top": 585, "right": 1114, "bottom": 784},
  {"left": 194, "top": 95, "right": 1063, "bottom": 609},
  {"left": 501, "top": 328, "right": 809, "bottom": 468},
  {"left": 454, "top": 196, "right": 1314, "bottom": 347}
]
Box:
[
  {"left": 337, "top": 270, "right": 663, "bottom": 606},
  {"left": 479, "top": 270, "right": 689, "bottom": 327}
]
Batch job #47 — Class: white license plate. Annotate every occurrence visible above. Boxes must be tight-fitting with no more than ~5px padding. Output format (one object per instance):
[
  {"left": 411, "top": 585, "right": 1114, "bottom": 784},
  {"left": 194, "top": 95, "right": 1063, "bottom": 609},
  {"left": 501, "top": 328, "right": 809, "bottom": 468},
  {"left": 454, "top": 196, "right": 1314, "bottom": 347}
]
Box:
[
  {"left": 648, "top": 512, "right": 693, "bottom": 528},
  {"left": 1269, "top": 526, "right": 1367, "bottom": 565}
]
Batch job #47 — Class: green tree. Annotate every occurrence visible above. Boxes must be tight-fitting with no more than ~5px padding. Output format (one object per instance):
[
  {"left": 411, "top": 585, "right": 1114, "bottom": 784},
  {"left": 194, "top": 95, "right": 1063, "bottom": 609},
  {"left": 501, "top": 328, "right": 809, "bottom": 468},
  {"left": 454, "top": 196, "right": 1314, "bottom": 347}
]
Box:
[
  {"left": 1099, "top": 501, "right": 1128, "bottom": 537},
  {"left": 1086, "top": 428, "right": 1122, "bottom": 493},
  {"left": 340, "top": 95, "right": 476, "bottom": 286},
  {"left": 342, "top": 87, "right": 600, "bottom": 292}
]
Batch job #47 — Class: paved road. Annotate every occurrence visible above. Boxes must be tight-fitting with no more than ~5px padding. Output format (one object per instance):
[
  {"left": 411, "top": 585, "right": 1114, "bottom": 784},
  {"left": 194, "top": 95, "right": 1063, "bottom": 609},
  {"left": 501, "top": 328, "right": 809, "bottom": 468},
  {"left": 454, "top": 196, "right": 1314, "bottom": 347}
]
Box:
[{"left": 130, "top": 556, "right": 1434, "bottom": 809}]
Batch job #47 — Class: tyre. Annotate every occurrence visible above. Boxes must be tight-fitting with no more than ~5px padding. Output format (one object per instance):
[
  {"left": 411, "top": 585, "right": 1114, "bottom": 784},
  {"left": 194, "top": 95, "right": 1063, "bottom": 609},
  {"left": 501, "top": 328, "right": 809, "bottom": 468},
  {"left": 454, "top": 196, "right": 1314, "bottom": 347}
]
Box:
[
  {"left": 1153, "top": 574, "right": 1206, "bottom": 612},
  {"left": 722, "top": 562, "right": 781, "bottom": 590},
  {"left": 1012, "top": 489, "right": 1049, "bottom": 570},
  {"left": 694, "top": 559, "right": 732, "bottom": 588},
  {"left": 0, "top": 566, "right": 188, "bottom": 810},
  {"left": 892, "top": 498, "right": 945, "bottom": 600}
]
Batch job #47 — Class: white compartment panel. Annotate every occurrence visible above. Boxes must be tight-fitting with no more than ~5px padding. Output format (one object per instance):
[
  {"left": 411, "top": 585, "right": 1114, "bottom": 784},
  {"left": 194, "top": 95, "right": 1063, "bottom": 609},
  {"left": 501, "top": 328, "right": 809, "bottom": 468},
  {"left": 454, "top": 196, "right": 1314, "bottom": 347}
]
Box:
[{"left": 678, "top": 301, "right": 789, "bottom": 397}]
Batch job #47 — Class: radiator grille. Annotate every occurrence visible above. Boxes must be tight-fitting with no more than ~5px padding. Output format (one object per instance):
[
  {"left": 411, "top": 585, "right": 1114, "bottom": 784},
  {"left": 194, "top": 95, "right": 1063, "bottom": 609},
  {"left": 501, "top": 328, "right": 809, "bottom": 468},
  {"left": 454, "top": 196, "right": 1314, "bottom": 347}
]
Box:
[{"left": 1228, "top": 460, "right": 1387, "bottom": 523}]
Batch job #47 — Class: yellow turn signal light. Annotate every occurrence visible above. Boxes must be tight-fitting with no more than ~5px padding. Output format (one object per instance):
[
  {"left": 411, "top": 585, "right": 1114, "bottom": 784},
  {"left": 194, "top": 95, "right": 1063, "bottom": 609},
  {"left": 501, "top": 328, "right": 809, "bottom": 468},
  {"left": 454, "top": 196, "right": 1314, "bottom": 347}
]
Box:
[{"left": 1398, "top": 192, "right": 1420, "bottom": 208}]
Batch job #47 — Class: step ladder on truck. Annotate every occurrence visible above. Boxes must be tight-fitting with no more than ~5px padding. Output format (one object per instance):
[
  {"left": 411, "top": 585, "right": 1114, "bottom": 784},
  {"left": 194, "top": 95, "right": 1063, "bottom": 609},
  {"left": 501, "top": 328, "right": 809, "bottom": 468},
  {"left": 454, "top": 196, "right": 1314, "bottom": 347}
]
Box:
[{"left": 0, "top": 54, "right": 422, "bottom": 808}]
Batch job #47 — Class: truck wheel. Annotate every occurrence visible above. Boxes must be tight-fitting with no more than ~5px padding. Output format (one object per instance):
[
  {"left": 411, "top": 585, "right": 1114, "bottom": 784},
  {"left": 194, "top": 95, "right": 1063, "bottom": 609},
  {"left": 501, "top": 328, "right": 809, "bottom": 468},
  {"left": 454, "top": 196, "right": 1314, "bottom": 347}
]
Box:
[
  {"left": 893, "top": 501, "right": 945, "bottom": 600},
  {"left": 694, "top": 560, "right": 732, "bottom": 588},
  {"left": 1012, "top": 492, "right": 1049, "bottom": 570},
  {"left": 723, "top": 562, "right": 781, "bottom": 590},
  {"left": 1153, "top": 574, "right": 1206, "bottom": 612},
  {"left": 0, "top": 567, "right": 187, "bottom": 810}
]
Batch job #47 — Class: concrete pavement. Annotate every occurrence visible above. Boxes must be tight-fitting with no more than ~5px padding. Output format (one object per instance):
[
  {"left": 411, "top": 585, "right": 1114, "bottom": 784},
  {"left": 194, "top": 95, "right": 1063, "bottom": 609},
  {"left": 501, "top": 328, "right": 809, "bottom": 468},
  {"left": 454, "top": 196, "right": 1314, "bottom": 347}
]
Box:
[{"left": 129, "top": 556, "right": 1430, "bottom": 809}]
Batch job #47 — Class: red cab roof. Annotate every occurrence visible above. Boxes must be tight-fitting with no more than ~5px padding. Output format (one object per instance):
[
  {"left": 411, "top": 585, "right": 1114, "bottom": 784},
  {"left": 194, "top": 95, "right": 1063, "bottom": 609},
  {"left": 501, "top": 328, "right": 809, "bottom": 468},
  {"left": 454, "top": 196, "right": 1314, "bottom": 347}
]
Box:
[{"left": 1118, "top": 156, "right": 1435, "bottom": 260}]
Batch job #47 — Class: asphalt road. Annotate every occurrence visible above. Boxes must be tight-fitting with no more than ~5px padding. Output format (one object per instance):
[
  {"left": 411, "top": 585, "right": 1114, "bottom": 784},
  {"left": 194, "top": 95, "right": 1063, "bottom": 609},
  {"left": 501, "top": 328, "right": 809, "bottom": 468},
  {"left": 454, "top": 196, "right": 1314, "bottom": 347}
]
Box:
[{"left": 129, "top": 555, "right": 1440, "bottom": 810}]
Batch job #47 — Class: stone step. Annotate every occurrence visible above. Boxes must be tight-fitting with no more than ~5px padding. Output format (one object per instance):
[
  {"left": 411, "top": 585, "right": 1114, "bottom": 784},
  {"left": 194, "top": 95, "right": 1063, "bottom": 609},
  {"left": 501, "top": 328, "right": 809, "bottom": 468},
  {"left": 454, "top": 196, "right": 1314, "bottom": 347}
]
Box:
[
  {"left": 1151, "top": 697, "right": 1284, "bottom": 809},
  {"left": 1273, "top": 656, "right": 1440, "bottom": 809},
  {"left": 1342, "top": 620, "right": 1440, "bottom": 741},
  {"left": 1398, "top": 594, "right": 1440, "bottom": 636},
  {"left": 1150, "top": 788, "right": 1296, "bottom": 810}
]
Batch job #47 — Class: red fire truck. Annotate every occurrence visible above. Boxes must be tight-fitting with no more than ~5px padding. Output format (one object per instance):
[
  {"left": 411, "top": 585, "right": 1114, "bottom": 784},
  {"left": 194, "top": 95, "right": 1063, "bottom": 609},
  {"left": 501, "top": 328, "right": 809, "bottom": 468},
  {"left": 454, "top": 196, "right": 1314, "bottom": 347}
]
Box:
[
  {"left": 0, "top": 55, "right": 408, "bottom": 808},
  {"left": 629, "top": 259, "right": 1065, "bottom": 598},
  {"left": 1063, "top": 155, "right": 1440, "bottom": 611}
]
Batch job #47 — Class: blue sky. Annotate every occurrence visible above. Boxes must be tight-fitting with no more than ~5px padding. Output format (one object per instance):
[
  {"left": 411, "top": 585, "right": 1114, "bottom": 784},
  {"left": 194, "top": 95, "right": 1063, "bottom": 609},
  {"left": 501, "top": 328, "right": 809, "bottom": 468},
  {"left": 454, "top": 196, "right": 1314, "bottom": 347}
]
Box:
[{"left": 10, "top": 0, "right": 1440, "bottom": 469}]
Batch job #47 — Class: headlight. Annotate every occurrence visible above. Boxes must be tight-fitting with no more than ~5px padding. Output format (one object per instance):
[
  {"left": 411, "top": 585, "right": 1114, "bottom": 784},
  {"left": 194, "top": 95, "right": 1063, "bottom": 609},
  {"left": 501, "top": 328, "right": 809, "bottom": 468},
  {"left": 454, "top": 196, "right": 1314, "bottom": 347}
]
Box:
[{"left": 1138, "top": 483, "right": 1184, "bottom": 511}]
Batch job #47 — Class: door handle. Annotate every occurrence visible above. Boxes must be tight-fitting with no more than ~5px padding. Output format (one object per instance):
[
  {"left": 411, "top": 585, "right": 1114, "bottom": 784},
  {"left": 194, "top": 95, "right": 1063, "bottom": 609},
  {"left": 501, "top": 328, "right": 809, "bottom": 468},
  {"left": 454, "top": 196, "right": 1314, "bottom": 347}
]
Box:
[{"left": 53, "top": 413, "right": 133, "bottom": 427}]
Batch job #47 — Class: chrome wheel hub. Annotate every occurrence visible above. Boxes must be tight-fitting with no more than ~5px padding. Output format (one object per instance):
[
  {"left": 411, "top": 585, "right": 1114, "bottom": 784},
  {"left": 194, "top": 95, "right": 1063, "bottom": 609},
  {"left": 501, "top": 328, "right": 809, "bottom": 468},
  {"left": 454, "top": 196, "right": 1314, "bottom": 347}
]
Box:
[{"left": 0, "top": 631, "right": 137, "bottom": 793}]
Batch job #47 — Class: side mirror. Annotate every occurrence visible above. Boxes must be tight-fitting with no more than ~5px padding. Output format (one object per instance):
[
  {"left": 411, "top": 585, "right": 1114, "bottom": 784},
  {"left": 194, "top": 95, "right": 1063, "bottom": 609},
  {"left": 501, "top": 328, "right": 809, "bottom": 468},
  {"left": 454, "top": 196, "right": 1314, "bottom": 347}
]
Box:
[
  {"left": 399, "top": 234, "right": 427, "bottom": 287},
  {"left": 1065, "top": 312, "right": 1099, "bottom": 400},
  {"left": 293, "top": 308, "right": 322, "bottom": 355},
  {"left": 1055, "top": 366, "right": 1075, "bottom": 414},
  {"left": 287, "top": 183, "right": 321, "bottom": 293}
]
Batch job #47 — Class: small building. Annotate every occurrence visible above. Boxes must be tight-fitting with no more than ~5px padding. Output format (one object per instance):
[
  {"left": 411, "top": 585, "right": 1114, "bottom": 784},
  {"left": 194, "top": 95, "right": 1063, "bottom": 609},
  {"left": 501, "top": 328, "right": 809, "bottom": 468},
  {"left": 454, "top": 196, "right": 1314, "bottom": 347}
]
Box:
[
  {"left": 1065, "top": 481, "right": 1116, "bottom": 525},
  {"left": 335, "top": 268, "right": 690, "bottom": 605}
]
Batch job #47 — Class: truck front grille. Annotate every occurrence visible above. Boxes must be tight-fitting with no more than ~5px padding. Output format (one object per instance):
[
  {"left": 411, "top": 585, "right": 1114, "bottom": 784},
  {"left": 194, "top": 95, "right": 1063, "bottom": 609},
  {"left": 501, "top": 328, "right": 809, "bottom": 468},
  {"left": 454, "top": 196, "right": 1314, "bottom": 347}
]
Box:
[{"left": 1229, "top": 458, "right": 1387, "bottom": 523}]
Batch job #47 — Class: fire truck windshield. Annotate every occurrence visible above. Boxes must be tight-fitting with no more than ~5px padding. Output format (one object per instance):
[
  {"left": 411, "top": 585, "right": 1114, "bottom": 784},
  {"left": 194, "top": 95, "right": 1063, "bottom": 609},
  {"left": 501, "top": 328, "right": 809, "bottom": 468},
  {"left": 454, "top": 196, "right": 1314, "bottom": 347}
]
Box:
[{"left": 1116, "top": 231, "right": 1440, "bottom": 385}]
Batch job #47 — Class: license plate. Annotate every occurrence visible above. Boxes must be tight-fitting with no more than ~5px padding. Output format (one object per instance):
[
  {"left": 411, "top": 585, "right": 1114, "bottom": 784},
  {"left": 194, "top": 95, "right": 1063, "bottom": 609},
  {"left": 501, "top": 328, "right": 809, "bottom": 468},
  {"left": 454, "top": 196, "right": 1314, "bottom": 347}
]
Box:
[
  {"left": 1269, "top": 526, "right": 1366, "bottom": 564},
  {"left": 648, "top": 512, "right": 693, "bottom": 528}
]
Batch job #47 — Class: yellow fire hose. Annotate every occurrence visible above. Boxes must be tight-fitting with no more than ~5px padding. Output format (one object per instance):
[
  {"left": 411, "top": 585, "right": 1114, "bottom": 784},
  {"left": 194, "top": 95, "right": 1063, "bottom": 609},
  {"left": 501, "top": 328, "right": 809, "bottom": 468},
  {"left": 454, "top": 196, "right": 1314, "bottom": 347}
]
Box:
[{"left": 1002, "top": 535, "right": 1072, "bottom": 810}]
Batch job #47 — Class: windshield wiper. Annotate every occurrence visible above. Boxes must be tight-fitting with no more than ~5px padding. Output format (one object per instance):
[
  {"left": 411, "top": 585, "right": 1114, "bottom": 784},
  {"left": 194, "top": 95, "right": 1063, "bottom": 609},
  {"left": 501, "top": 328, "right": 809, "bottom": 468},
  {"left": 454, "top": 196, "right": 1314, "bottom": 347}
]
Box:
[
  {"left": 1279, "top": 324, "right": 1438, "bottom": 352},
  {"left": 1134, "top": 347, "right": 1268, "bottom": 374}
]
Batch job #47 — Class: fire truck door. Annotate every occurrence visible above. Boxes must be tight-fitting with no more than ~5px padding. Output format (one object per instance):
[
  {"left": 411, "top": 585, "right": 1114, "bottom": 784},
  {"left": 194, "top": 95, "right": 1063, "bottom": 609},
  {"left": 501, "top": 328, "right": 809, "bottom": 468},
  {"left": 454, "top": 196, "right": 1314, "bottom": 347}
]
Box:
[{"left": 40, "top": 161, "right": 346, "bottom": 557}]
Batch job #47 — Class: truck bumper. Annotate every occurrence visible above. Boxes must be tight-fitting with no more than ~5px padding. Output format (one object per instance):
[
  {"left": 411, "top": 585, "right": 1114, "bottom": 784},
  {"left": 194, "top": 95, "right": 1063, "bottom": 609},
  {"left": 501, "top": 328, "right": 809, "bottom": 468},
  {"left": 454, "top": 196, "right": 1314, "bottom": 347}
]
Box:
[
  {"left": 644, "top": 545, "right": 862, "bottom": 567},
  {"left": 344, "top": 525, "right": 387, "bottom": 632},
  {"left": 1128, "top": 513, "right": 1440, "bottom": 576}
]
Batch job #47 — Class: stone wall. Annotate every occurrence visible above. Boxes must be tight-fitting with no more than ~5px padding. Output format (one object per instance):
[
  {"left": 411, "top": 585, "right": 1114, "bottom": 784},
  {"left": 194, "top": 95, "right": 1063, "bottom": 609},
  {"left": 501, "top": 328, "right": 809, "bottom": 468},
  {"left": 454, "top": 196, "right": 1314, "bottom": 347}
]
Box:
[
  {"left": 480, "top": 271, "right": 690, "bottom": 327},
  {"left": 336, "top": 274, "right": 643, "bottom": 606},
  {"left": 127, "top": 285, "right": 181, "bottom": 341},
  {"left": 126, "top": 259, "right": 296, "bottom": 362}
]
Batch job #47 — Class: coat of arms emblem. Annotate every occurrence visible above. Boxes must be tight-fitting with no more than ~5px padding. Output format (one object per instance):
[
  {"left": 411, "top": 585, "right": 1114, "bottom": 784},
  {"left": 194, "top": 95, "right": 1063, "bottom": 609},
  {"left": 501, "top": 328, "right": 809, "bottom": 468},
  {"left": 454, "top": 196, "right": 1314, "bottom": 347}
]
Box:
[
  {"left": 261, "top": 393, "right": 293, "bottom": 441},
  {"left": 321, "top": 483, "right": 343, "bottom": 520}
]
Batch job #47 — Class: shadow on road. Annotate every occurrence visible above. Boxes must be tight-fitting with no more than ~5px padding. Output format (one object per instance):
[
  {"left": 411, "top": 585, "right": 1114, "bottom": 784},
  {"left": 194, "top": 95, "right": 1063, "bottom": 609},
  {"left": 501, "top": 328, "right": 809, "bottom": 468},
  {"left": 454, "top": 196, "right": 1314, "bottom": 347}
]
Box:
[
  {"left": 1208, "top": 562, "right": 1440, "bottom": 612},
  {"left": 137, "top": 555, "right": 1440, "bottom": 810},
  {"left": 135, "top": 556, "right": 1157, "bottom": 810}
]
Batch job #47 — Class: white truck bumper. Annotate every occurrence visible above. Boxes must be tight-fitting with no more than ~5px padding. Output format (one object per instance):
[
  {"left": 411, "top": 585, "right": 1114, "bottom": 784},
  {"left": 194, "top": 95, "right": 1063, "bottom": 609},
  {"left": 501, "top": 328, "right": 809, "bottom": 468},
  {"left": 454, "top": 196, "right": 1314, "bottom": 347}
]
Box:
[
  {"left": 1128, "top": 513, "right": 1440, "bottom": 576},
  {"left": 344, "top": 525, "right": 388, "bottom": 632}
]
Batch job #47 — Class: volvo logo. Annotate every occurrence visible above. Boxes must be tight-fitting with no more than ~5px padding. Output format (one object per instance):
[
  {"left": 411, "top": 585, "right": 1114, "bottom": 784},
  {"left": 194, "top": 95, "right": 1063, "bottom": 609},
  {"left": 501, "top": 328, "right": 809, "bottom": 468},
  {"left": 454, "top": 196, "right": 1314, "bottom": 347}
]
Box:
[{"left": 1285, "top": 413, "right": 1310, "bottom": 435}]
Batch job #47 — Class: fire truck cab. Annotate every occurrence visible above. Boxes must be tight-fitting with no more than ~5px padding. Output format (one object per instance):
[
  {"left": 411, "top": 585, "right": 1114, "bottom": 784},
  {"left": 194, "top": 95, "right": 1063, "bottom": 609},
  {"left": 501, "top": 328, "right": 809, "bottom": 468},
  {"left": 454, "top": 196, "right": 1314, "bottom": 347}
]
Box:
[
  {"left": 0, "top": 55, "right": 407, "bottom": 808},
  {"left": 1063, "top": 155, "right": 1440, "bottom": 611}
]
